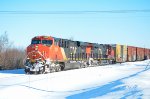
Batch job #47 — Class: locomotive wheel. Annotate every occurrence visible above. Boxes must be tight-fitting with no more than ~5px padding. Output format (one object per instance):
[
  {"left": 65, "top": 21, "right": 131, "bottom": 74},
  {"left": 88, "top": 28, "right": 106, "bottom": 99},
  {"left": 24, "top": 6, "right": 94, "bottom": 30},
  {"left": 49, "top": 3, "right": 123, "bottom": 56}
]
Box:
[
  {"left": 79, "top": 63, "right": 84, "bottom": 68},
  {"left": 56, "top": 65, "right": 61, "bottom": 72},
  {"left": 60, "top": 64, "right": 65, "bottom": 71},
  {"left": 40, "top": 66, "right": 45, "bottom": 74},
  {"left": 50, "top": 67, "right": 55, "bottom": 73},
  {"left": 39, "top": 69, "right": 44, "bottom": 74},
  {"left": 35, "top": 71, "right": 38, "bottom": 75}
]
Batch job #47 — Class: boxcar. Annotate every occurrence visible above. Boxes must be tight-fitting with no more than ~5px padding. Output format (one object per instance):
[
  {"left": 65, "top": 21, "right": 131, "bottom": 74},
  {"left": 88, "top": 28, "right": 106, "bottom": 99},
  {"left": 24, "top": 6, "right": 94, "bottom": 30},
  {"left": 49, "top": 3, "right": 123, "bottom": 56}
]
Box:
[
  {"left": 144, "top": 48, "right": 150, "bottom": 60},
  {"left": 137, "top": 47, "right": 144, "bottom": 61},
  {"left": 127, "top": 46, "right": 136, "bottom": 62}
]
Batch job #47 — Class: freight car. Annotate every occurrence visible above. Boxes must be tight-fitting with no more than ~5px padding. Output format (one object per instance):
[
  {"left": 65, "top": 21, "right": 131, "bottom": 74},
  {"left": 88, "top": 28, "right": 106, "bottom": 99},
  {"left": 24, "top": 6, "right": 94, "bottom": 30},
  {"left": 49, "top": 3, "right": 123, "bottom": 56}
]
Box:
[
  {"left": 111, "top": 44, "right": 127, "bottom": 63},
  {"left": 127, "top": 46, "right": 137, "bottom": 62},
  {"left": 136, "top": 47, "right": 144, "bottom": 61},
  {"left": 144, "top": 48, "right": 150, "bottom": 59},
  {"left": 24, "top": 36, "right": 115, "bottom": 74},
  {"left": 24, "top": 36, "right": 150, "bottom": 74}
]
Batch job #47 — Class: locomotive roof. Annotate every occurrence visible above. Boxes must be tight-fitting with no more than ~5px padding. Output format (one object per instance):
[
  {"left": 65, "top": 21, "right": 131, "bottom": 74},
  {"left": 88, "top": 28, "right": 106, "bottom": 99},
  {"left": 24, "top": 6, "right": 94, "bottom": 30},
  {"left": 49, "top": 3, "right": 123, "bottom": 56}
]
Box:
[{"left": 32, "top": 36, "right": 53, "bottom": 39}]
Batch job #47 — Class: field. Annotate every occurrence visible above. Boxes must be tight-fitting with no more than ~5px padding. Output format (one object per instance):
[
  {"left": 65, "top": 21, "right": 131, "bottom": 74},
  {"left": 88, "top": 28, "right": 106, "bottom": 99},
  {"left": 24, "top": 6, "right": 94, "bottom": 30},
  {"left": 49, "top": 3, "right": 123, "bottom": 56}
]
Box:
[{"left": 0, "top": 60, "right": 150, "bottom": 99}]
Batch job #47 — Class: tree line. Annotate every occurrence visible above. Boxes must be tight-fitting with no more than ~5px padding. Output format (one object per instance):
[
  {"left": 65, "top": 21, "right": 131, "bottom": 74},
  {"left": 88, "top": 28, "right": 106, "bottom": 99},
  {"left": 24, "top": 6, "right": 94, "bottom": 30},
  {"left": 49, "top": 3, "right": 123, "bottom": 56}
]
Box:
[{"left": 0, "top": 33, "right": 25, "bottom": 70}]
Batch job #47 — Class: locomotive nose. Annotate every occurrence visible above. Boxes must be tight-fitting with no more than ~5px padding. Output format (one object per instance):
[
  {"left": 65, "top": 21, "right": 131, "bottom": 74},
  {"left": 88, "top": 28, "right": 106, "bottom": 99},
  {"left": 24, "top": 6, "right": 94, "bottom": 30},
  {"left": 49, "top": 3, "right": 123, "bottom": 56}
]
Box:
[
  {"left": 31, "top": 45, "right": 39, "bottom": 51},
  {"left": 27, "top": 45, "right": 42, "bottom": 61},
  {"left": 27, "top": 43, "right": 48, "bottom": 63}
]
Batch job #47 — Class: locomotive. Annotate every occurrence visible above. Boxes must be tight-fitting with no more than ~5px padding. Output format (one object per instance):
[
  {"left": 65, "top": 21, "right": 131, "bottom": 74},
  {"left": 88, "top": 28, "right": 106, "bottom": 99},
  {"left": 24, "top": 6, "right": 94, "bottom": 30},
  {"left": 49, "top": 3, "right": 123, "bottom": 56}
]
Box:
[
  {"left": 24, "top": 36, "right": 150, "bottom": 74},
  {"left": 24, "top": 36, "right": 115, "bottom": 74}
]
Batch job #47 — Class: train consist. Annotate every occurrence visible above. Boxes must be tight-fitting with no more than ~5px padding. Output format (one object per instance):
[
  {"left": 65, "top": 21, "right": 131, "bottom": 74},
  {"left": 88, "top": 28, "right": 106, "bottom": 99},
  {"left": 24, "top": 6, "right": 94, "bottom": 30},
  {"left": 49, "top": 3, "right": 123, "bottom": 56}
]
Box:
[{"left": 24, "top": 36, "right": 150, "bottom": 74}]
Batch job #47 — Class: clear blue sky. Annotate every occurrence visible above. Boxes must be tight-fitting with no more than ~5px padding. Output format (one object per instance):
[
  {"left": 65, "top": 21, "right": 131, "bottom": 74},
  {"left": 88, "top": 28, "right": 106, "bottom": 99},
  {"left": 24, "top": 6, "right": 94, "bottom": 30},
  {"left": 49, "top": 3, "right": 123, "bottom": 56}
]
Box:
[{"left": 0, "top": 0, "right": 150, "bottom": 48}]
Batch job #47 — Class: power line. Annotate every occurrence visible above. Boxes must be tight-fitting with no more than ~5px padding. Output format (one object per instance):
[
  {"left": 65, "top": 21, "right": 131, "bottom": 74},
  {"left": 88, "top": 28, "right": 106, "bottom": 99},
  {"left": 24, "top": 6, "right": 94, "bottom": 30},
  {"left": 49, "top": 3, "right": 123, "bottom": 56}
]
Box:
[{"left": 0, "top": 9, "right": 150, "bottom": 14}]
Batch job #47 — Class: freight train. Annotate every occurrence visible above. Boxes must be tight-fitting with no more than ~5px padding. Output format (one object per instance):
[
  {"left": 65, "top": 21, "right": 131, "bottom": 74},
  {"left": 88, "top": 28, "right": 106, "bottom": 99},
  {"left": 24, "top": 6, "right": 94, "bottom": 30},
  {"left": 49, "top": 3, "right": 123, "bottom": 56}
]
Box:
[{"left": 24, "top": 36, "right": 150, "bottom": 74}]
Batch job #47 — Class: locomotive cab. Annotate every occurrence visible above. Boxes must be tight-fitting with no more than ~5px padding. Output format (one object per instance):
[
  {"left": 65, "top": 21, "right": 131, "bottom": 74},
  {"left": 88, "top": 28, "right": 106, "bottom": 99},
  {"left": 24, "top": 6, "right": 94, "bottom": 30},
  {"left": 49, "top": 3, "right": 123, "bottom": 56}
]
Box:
[{"left": 27, "top": 36, "right": 54, "bottom": 61}]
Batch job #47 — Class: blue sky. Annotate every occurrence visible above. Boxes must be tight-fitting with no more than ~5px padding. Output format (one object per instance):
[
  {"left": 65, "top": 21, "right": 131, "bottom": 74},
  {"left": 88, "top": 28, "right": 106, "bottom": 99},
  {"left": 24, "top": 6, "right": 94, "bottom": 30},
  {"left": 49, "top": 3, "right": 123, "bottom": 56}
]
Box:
[{"left": 0, "top": 0, "right": 150, "bottom": 48}]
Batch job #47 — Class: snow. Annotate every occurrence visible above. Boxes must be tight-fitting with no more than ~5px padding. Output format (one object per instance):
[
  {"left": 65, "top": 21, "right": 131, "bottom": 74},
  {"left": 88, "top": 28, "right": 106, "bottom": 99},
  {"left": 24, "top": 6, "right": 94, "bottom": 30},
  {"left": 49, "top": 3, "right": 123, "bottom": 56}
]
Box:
[{"left": 0, "top": 60, "right": 150, "bottom": 99}]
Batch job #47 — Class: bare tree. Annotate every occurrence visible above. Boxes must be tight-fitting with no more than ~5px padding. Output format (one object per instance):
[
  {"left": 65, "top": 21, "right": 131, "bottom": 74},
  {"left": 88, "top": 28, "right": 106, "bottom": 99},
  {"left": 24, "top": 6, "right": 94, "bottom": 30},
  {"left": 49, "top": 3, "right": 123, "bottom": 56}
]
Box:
[
  {"left": 0, "top": 32, "right": 9, "bottom": 69},
  {"left": 0, "top": 32, "right": 8, "bottom": 52},
  {"left": 0, "top": 32, "right": 25, "bottom": 70}
]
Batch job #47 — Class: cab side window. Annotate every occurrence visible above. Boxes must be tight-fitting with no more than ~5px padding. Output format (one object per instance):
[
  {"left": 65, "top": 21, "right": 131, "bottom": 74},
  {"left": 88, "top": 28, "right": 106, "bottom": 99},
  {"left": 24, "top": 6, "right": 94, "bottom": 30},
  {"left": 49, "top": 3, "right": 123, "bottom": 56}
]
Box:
[{"left": 59, "top": 39, "right": 63, "bottom": 47}]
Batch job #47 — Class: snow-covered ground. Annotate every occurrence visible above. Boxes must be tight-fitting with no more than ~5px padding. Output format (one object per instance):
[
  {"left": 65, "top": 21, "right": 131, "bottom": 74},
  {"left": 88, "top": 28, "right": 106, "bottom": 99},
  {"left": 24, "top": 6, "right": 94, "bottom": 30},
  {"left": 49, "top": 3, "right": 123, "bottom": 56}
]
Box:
[{"left": 0, "top": 60, "right": 150, "bottom": 99}]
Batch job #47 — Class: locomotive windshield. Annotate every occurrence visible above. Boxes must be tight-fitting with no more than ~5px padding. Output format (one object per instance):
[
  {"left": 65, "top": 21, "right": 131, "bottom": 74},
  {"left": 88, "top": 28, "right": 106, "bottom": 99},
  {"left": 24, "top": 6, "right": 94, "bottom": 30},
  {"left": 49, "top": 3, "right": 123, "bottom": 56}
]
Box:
[
  {"left": 42, "top": 40, "right": 53, "bottom": 45},
  {"left": 31, "top": 40, "right": 41, "bottom": 44},
  {"left": 31, "top": 39, "right": 53, "bottom": 45}
]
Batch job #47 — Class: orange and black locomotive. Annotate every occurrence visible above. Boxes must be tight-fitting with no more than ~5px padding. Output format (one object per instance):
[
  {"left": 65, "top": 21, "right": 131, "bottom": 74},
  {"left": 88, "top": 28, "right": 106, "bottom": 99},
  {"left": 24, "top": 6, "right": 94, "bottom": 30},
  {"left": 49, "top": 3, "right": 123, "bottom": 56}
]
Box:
[{"left": 24, "top": 36, "right": 115, "bottom": 74}]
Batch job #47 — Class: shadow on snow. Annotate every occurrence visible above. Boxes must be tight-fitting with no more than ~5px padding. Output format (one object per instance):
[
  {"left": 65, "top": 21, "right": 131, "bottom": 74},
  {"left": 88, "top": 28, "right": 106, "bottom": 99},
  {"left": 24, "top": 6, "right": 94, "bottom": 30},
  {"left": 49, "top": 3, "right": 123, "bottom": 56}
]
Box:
[
  {"left": 66, "top": 64, "right": 150, "bottom": 99},
  {"left": 0, "top": 69, "right": 25, "bottom": 74}
]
